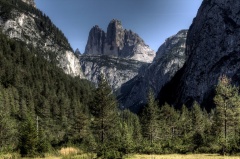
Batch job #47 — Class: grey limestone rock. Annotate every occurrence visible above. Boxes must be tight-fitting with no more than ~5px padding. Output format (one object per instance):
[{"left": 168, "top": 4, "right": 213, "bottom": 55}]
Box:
[
  {"left": 0, "top": 3, "right": 84, "bottom": 78},
  {"left": 82, "top": 19, "right": 155, "bottom": 90},
  {"left": 85, "top": 19, "right": 155, "bottom": 63},
  {"left": 85, "top": 25, "right": 106, "bottom": 55},
  {"left": 117, "top": 30, "right": 188, "bottom": 112},
  {"left": 80, "top": 55, "right": 147, "bottom": 91},
  {"left": 166, "top": 0, "right": 240, "bottom": 108}
]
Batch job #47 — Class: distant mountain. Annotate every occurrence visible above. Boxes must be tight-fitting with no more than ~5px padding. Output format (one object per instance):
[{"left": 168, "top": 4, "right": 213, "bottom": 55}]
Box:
[
  {"left": 0, "top": 0, "right": 84, "bottom": 77},
  {"left": 84, "top": 19, "right": 155, "bottom": 63},
  {"left": 80, "top": 19, "right": 155, "bottom": 90},
  {"left": 117, "top": 30, "right": 188, "bottom": 112},
  {"left": 159, "top": 0, "right": 240, "bottom": 110}
]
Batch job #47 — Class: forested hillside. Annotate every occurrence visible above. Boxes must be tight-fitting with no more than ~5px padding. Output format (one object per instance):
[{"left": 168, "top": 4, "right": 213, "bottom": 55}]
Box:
[
  {"left": 0, "top": 0, "right": 72, "bottom": 51},
  {"left": 0, "top": 30, "right": 239, "bottom": 158},
  {"left": 0, "top": 0, "right": 239, "bottom": 158},
  {"left": 0, "top": 32, "right": 94, "bottom": 153},
  {"left": 0, "top": 0, "right": 83, "bottom": 77}
]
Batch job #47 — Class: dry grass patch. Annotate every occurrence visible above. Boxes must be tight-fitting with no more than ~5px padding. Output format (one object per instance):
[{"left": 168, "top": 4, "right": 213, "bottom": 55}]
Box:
[
  {"left": 126, "top": 154, "right": 240, "bottom": 159},
  {"left": 32, "top": 157, "right": 61, "bottom": 159},
  {"left": 0, "top": 153, "right": 21, "bottom": 159},
  {"left": 59, "top": 147, "right": 81, "bottom": 156},
  {"left": 58, "top": 147, "right": 96, "bottom": 159}
]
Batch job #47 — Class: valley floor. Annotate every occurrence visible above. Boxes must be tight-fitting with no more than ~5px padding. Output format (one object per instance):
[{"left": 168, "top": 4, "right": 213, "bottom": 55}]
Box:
[
  {"left": 126, "top": 154, "right": 240, "bottom": 159},
  {"left": 1, "top": 153, "right": 240, "bottom": 159}
]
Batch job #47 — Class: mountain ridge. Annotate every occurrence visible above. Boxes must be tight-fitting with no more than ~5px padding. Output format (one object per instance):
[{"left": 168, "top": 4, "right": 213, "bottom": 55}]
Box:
[
  {"left": 0, "top": 0, "right": 84, "bottom": 78},
  {"left": 158, "top": 0, "right": 240, "bottom": 110},
  {"left": 117, "top": 30, "right": 188, "bottom": 112}
]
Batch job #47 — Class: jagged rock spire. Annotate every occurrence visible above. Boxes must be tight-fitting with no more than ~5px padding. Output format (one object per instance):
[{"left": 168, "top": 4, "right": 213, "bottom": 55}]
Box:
[
  {"left": 84, "top": 19, "right": 155, "bottom": 63},
  {"left": 75, "top": 48, "right": 81, "bottom": 55},
  {"left": 84, "top": 25, "right": 106, "bottom": 55}
]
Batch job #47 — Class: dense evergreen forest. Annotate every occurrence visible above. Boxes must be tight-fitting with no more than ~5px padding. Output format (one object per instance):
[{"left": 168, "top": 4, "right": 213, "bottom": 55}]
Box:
[
  {"left": 0, "top": 30, "right": 239, "bottom": 158},
  {"left": 0, "top": 31, "right": 95, "bottom": 154},
  {"left": 0, "top": 0, "right": 239, "bottom": 158}
]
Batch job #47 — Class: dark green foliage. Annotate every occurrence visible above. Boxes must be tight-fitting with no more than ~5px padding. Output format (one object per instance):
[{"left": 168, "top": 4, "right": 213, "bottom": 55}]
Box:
[
  {"left": 0, "top": 26, "right": 239, "bottom": 156},
  {"left": 120, "top": 109, "right": 142, "bottom": 154},
  {"left": 141, "top": 90, "right": 159, "bottom": 145},
  {"left": 212, "top": 76, "right": 240, "bottom": 154},
  {"left": 138, "top": 77, "right": 240, "bottom": 155},
  {"left": 0, "top": 1, "right": 239, "bottom": 155},
  {"left": 19, "top": 114, "right": 50, "bottom": 157},
  {"left": 90, "top": 75, "right": 121, "bottom": 158},
  {"left": 19, "top": 114, "right": 38, "bottom": 157},
  {"left": 0, "top": 87, "right": 18, "bottom": 152},
  {"left": 0, "top": 31, "right": 94, "bottom": 152}
]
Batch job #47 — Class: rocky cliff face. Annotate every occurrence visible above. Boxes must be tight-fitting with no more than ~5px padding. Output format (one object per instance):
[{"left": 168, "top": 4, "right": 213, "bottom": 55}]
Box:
[
  {"left": 85, "top": 25, "right": 106, "bottom": 55},
  {"left": 85, "top": 19, "right": 155, "bottom": 63},
  {"left": 117, "top": 30, "right": 187, "bottom": 112},
  {"left": 80, "top": 55, "right": 146, "bottom": 91},
  {"left": 160, "top": 0, "right": 240, "bottom": 108},
  {"left": 82, "top": 19, "right": 155, "bottom": 90},
  {"left": 0, "top": 0, "right": 84, "bottom": 77}
]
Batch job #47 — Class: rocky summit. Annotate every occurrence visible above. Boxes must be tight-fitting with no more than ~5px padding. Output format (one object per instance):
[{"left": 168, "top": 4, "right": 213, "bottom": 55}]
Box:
[
  {"left": 84, "top": 25, "right": 106, "bottom": 56},
  {"left": 160, "top": 0, "right": 240, "bottom": 109},
  {"left": 85, "top": 19, "right": 155, "bottom": 63},
  {"left": 81, "top": 19, "right": 155, "bottom": 90},
  {"left": 117, "top": 30, "right": 188, "bottom": 112}
]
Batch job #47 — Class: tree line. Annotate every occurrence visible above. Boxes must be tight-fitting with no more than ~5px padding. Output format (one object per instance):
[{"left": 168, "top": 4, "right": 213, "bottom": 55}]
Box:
[
  {"left": 0, "top": 27, "right": 239, "bottom": 158},
  {"left": 0, "top": 0, "right": 239, "bottom": 158},
  {"left": 0, "top": 31, "right": 94, "bottom": 156}
]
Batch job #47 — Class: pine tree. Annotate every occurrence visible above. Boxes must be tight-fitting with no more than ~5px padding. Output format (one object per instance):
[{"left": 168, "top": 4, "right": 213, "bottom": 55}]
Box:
[
  {"left": 120, "top": 122, "right": 134, "bottom": 154},
  {"left": 213, "top": 75, "right": 240, "bottom": 154},
  {"left": 120, "top": 109, "right": 142, "bottom": 153},
  {"left": 141, "top": 89, "right": 159, "bottom": 146},
  {"left": 19, "top": 114, "right": 38, "bottom": 157},
  {"left": 190, "top": 102, "right": 206, "bottom": 151},
  {"left": 159, "top": 103, "right": 180, "bottom": 152},
  {"left": 90, "top": 75, "right": 119, "bottom": 157},
  {"left": 179, "top": 105, "right": 192, "bottom": 138},
  {"left": 177, "top": 105, "right": 193, "bottom": 153},
  {"left": 70, "top": 105, "right": 90, "bottom": 143},
  {"left": 0, "top": 88, "right": 18, "bottom": 152}
]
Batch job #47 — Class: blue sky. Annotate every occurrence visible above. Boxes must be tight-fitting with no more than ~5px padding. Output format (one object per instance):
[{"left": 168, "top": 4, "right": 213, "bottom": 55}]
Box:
[{"left": 35, "top": 0, "right": 203, "bottom": 53}]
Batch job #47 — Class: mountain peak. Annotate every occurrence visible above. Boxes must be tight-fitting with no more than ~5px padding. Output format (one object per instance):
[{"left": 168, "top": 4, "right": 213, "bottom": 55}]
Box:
[
  {"left": 110, "top": 19, "right": 122, "bottom": 24},
  {"left": 75, "top": 48, "right": 81, "bottom": 55},
  {"left": 85, "top": 19, "right": 155, "bottom": 63},
  {"left": 21, "top": 0, "right": 36, "bottom": 8},
  {"left": 85, "top": 25, "right": 106, "bottom": 55},
  {"left": 108, "top": 19, "right": 123, "bottom": 28},
  {"left": 155, "top": 29, "right": 187, "bottom": 60}
]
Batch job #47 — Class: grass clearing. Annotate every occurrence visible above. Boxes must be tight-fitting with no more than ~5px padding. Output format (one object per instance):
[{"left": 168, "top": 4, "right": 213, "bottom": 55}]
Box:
[
  {"left": 0, "top": 147, "right": 95, "bottom": 159},
  {"left": 59, "top": 147, "right": 80, "bottom": 156},
  {"left": 125, "top": 154, "right": 240, "bottom": 159},
  {"left": 1, "top": 151, "right": 239, "bottom": 159}
]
